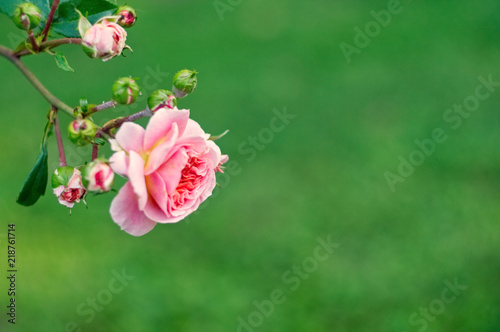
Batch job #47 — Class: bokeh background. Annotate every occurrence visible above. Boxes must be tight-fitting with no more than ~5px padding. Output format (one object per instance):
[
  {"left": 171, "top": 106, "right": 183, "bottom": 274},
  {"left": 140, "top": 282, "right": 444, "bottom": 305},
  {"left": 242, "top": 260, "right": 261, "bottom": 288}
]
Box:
[{"left": 1, "top": 0, "right": 500, "bottom": 331}]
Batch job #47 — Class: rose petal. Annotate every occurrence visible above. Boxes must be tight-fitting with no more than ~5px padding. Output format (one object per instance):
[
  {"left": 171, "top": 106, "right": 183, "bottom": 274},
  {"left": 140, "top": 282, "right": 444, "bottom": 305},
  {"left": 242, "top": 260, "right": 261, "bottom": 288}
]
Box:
[
  {"left": 110, "top": 182, "right": 156, "bottom": 236},
  {"left": 128, "top": 151, "right": 148, "bottom": 210},
  {"left": 116, "top": 122, "right": 145, "bottom": 153},
  {"left": 145, "top": 172, "right": 168, "bottom": 214},
  {"left": 144, "top": 123, "right": 178, "bottom": 175},
  {"left": 143, "top": 108, "right": 189, "bottom": 151},
  {"left": 143, "top": 193, "right": 170, "bottom": 222},
  {"left": 109, "top": 151, "right": 129, "bottom": 177},
  {"left": 182, "top": 118, "right": 206, "bottom": 138},
  {"left": 108, "top": 139, "right": 122, "bottom": 152},
  {"left": 156, "top": 148, "right": 189, "bottom": 194}
]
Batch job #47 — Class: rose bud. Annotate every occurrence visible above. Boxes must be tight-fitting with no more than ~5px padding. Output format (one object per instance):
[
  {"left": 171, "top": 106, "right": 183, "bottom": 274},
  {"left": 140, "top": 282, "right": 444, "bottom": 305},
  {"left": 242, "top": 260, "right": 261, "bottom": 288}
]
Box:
[
  {"left": 172, "top": 69, "right": 197, "bottom": 98},
  {"left": 52, "top": 167, "right": 86, "bottom": 208},
  {"left": 112, "top": 77, "right": 140, "bottom": 105},
  {"left": 82, "top": 20, "right": 128, "bottom": 62},
  {"left": 147, "top": 89, "right": 177, "bottom": 112},
  {"left": 68, "top": 118, "right": 97, "bottom": 146},
  {"left": 116, "top": 5, "right": 137, "bottom": 28},
  {"left": 13, "top": 3, "right": 41, "bottom": 30},
  {"left": 82, "top": 160, "right": 114, "bottom": 193}
]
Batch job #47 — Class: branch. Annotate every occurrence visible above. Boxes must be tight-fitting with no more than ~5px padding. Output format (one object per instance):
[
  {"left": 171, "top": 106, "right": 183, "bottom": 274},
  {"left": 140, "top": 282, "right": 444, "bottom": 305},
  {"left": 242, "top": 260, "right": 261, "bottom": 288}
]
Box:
[
  {"left": 53, "top": 106, "right": 67, "bottom": 167},
  {"left": 101, "top": 109, "right": 152, "bottom": 136},
  {"left": 41, "top": 0, "right": 60, "bottom": 42},
  {"left": 0, "top": 45, "right": 74, "bottom": 115},
  {"left": 92, "top": 132, "right": 101, "bottom": 161},
  {"left": 26, "top": 30, "right": 40, "bottom": 53},
  {"left": 85, "top": 100, "right": 118, "bottom": 117},
  {"left": 15, "top": 38, "right": 82, "bottom": 57}
]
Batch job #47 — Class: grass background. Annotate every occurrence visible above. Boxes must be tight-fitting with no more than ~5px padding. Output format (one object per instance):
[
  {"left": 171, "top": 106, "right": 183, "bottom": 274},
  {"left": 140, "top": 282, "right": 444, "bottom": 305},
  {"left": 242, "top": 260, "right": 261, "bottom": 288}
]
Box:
[{"left": 1, "top": 0, "right": 500, "bottom": 331}]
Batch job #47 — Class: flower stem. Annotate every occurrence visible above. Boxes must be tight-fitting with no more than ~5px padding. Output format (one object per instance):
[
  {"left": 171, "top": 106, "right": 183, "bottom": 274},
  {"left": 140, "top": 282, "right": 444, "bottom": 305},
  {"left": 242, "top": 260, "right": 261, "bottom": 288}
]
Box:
[
  {"left": 92, "top": 132, "right": 101, "bottom": 161},
  {"left": 15, "top": 38, "right": 82, "bottom": 57},
  {"left": 26, "top": 30, "right": 39, "bottom": 53},
  {"left": 101, "top": 109, "right": 152, "bottom": 136},
  {"left": 86, "top": 100, "right": 118, "bottom": 117},
  {"left": 41, "top": 0, "right": 60, "bottom": 42},
  {"left": 53, "top": 107, "right": 67, "bottom": 167},
  {"left": 0, "top": 45, "right": 74, "bottom": 115}
]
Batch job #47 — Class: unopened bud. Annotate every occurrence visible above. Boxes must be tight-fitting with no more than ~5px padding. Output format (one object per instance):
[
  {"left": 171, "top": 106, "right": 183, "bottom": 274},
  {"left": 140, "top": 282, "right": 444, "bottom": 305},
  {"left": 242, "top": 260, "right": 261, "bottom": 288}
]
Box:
[
  {"left": 52, "top": 167, "right": 86, "bottom": 208},
  {"left": 172, "top": 69, "right": 197, "bottom": 98},
  {"left": 148, "top": 90, "right": 177, "bottom": 112},
  {"left": 116, "top": 5, "right": 137, "bottom": 28},
  {"left": 82, "top": 159, "right": 114, "bottom": 193},
  {"left": 68, "top": 118, "right": 97, "bottom": 146},
  {"left": 112, "top": 77, "right": 140, "bottom": 105},
  {"left": 82, "top": 20, "right": 128, "bottom": 62},
  {"left": 13, "top": 3, "right": 41, "bottom": 30}
]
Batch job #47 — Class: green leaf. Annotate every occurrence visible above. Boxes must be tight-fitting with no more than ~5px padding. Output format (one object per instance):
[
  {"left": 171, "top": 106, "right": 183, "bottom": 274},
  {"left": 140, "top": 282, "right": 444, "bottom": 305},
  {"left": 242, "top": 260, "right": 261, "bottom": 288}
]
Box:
[
  {"left": 0, "top": 0, "right": 52, "bottom": 18},
  {"left": 16, "top": 117, "right": 53, "bottom": 206},
  {"left": 16, "top": 145, "right": 49, "bottom": 206},
  {"left": 51, "top": 0, "right": 117, "bottom": 38},
  {"left": 0, "top": 0, "right": 28, "bottom": 18},
  {"left": 54, "top": 52, "right": 74, "bottom": 72}
]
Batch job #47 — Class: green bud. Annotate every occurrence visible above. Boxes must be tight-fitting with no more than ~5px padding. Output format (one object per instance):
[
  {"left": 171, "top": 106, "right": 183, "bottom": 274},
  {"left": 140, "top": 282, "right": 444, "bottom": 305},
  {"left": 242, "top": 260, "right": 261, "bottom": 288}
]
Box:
[
  {"left": 116, "top": 5, "right": 137, "bottom": 28},
  {"left": 172, "top": 69, "right": 197, "bottom": 98},
  {"left": 112, "top": 77, "right": 140, "bottom": 105},
  {"left": 13, "top": 3, "right": 41, "bottom": 30},
  {"left": 68, "top": 118, "right": 97, "bottom": 146},
  {"left": 148, "top": 89, "right": 177, "bottom": 112}
]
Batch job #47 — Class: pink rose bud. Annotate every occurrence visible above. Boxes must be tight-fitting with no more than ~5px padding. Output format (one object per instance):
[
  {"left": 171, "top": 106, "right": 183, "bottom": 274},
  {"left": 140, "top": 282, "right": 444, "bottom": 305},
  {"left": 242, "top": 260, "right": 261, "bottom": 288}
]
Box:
[
  {"left": 52, "top": 167, "right": 86, "bottom": 208},
  {"left": 116, "top": 6, "right": 137, "bottom": 28},
  {"left": 82, "top": 160, "right": 115, "bottom": 193},
  {"left": 82, "top": 20, "right": 128, "bottom": 62},
  {"left": 147, "top": 90, "right": 177, "bottom": 112}
]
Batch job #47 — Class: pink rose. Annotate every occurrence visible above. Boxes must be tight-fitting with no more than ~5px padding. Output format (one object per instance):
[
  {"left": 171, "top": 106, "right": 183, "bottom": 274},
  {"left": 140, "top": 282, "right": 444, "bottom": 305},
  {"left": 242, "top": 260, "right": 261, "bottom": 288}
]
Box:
[
  {"left": 109, "top": 108, "right": 228, "bottom": 236},
  {"left": 52, "top": 167, "right": 86, "bottom": 208},
  {"left": 82, "top": 20, "right": 127, "bottom": 62}
]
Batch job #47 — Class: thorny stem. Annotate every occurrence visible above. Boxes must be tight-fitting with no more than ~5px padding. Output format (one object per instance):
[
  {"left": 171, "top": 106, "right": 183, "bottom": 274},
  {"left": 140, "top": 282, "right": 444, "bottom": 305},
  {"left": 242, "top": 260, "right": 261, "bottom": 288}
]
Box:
[
  {"left": 15, "top": 38, "right": 82, "bottom": 57},
  {"left": 53, "top": 107, "right": 67, "bottom": 167},
  {"left": 0, "top": 45, "right": 74, "bottom": 115},
  {"left": 41, "top": 0, "right": 60, "bottom": 42}
]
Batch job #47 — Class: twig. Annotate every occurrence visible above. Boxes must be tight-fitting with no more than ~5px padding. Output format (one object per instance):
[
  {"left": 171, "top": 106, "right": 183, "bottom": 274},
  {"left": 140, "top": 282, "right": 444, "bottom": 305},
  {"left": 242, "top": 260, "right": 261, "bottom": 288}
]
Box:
[
  {"left": 92, "top": 132, "right": 101, "bottom": 161},
  {"left": 101, "top": 109, "right": 152, "bottom": 136},
  {"left": 53, "top": 106, "right": 67, "bottom": 167},
  {"left": 15, "top": 38, "right": 82, "bottom": 57},
  {"left": 41, "top": 0, "right": 60, "bottom": 42},
  {"left": 86, "top": 101, "right": 118, "bottom": 117},
  {"left": 26, "top": 30, "right": 39, "bottom": 53}
]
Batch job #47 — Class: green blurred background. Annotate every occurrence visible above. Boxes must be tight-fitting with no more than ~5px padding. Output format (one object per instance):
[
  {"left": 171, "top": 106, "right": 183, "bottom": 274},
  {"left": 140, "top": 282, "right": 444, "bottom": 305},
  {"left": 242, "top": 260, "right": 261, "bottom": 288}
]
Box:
[{"left": 1, "top": 0, "right": 500, "bottom": 331}]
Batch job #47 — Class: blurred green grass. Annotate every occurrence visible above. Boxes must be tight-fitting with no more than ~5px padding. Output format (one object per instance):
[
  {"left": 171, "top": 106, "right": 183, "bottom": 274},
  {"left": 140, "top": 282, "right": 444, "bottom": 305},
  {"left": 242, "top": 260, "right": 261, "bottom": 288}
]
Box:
[{"left": 1, "top": 0, "right": 500, "bottom": 331}]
